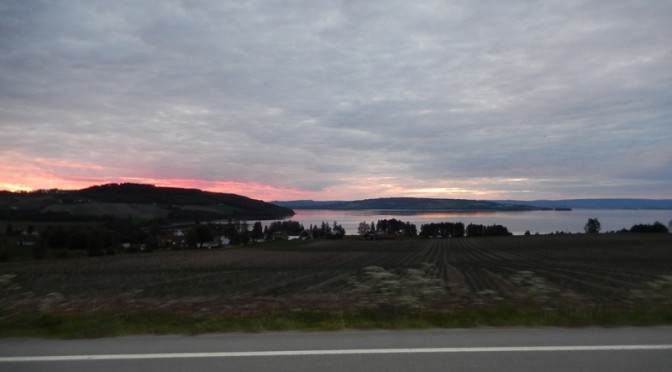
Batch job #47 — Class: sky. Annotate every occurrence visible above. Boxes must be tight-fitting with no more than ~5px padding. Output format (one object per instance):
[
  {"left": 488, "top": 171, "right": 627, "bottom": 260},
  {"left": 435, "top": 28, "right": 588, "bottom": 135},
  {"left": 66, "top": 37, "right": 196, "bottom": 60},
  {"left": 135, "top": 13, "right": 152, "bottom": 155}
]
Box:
[{"left": 1, "top": 0, "right": 671, "bottom": 201}]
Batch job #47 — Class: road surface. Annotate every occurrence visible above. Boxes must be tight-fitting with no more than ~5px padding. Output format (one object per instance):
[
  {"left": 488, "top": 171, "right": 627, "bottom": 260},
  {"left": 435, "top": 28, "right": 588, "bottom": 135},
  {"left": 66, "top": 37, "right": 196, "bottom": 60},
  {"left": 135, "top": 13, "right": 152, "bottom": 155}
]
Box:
[{"left": 1, "top": 327, "right": 671, "bottom": 371}]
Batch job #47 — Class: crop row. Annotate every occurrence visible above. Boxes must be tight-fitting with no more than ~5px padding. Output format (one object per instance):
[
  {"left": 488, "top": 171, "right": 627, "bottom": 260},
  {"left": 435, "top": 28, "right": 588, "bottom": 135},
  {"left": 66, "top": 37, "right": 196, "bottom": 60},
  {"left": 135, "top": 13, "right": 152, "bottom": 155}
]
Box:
[{"left": 2, "top": 234, "right": 671, "bottom": 313}]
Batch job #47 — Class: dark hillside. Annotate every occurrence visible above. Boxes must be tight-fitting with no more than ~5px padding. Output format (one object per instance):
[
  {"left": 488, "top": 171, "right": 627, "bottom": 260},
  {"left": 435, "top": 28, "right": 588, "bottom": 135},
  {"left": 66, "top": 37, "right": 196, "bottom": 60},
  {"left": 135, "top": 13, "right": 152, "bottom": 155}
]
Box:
[
  {"left": 275, "top": 197, "right": 543, "bottom": 211},
  {"left": 78, "top": 183, "right": 274, "bottom": 208},
  {"left": 495, "top": 198, "right": 672, "bottom": 210},
  {"left": 0, "top": 184, "right": 294, "bottom": 221}
]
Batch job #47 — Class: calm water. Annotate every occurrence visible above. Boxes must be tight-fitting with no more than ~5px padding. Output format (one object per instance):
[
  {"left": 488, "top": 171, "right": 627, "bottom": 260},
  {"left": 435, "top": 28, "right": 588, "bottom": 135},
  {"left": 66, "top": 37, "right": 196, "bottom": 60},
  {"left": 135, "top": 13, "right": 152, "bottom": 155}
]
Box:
[{"left": 274, "top": 209, "right": 672, "bottom": 236}]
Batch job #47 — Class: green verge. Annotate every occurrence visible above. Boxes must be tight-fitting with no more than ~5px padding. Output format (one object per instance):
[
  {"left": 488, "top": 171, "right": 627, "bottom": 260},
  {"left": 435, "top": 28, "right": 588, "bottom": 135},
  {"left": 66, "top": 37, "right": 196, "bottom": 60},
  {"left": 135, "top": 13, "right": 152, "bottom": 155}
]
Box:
[{"left": 2, "top": 305, "right": 671, "bottom": 339}]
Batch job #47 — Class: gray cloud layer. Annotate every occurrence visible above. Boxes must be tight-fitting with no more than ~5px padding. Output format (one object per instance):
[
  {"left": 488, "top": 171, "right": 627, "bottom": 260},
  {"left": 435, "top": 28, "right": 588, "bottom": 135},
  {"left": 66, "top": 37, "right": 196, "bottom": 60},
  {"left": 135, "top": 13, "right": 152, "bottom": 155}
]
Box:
[{"left": 1, "top": 0, "right": 671, "bottom": 199}]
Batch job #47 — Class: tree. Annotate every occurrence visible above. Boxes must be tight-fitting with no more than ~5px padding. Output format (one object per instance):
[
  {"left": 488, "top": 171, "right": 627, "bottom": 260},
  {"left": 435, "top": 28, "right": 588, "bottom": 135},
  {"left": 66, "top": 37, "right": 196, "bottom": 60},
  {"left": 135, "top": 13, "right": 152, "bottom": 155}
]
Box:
[
  {"left": 265, "top": 220, "right": 305, "bottom": 240},
  {"left": 0, "top": 234, "right": 7, "bottom": 262},
  {"left": 186, "top": 223, "right": 214, "bottom": 248},
  {"left": 453, "top": 222, "right": 465, "bottom": 237},
  {"left": 466, "top": 223, "right": 484, "bottom": 237},
  {"left": 483, "top": 224, "right": 512, "bottom": 236},
  {"left": 357, "top": 221, "right": 371, "bottom": 236},
  {"left": 332, "top": 221, "right": 345, "bottom": 239},
  {"left": 240, "top": 221, "right": 250, "bottom": 245},
  {"left": 251, "top": 221, "right": 264, "bottom": 242},
  {"left": 375, "top": 219, "right": 417, "bottom": 237},
  {"left": 45, "top": 225, "right": 68, "bottom": 249},
  {"left": 584, "top": 218, "right": 601, "bottom": 234},
  {"left": 630, "top": 222, "right": 669, "bottom": 233},
  {"left": 146, "top": 219, "right": 160, "bottom": 252},
  {"left": 66, "top": 226, "right": 106, "bottom": 256}
]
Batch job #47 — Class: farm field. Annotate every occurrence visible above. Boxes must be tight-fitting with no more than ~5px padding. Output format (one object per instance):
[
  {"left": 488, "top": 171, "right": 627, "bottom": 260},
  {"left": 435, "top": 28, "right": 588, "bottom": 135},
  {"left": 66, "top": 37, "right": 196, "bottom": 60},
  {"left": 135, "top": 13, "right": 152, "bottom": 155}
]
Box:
[{"left": 2, "top": 234, "right": 671, "bottom": 321}]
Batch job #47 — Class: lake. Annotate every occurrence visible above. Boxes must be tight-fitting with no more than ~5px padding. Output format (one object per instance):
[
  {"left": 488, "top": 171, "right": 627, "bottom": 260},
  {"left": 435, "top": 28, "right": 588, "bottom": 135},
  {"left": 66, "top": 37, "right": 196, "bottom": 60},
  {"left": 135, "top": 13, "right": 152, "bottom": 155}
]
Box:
[{"left": 274, "top": 209, "right": 672, "bottom": 236}]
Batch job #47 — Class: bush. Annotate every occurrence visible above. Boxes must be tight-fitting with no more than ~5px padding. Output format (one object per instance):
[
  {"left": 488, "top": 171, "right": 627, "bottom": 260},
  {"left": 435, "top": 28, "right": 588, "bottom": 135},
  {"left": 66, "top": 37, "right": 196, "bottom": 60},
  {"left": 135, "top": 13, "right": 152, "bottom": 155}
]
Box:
[{"left": 630, "top": 222, "right": 669, "bottom": 233}]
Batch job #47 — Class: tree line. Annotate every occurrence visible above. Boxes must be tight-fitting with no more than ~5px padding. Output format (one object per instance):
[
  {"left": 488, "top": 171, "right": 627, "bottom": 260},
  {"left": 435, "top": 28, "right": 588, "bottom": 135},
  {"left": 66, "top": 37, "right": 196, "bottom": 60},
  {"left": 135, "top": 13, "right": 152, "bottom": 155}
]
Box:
[
  {"left": 3, "top": 216, "right": 669, "bottom": 262},
  {"left": 584, "top": 218, "right": 670, "bottom": 234},
  {"left": 417, "top": 222, "right": 512, "bottom": 237},
  {"left": 356, "top": 219, "right": 512, "bottom": 238},
  {"left": 357, "top": 219, "right": 417, "bottom": 237},
  {"left": 264, "top": 220, "right": 346, "bottom": 239}
]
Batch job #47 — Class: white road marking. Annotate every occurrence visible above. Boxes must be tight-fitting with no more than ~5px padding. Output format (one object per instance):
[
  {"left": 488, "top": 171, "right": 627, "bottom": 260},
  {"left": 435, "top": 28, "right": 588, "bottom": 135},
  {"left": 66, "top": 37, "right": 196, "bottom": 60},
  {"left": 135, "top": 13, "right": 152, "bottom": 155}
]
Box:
[{"left": 2, "top": 345, "right": 671, "bottom": 362}]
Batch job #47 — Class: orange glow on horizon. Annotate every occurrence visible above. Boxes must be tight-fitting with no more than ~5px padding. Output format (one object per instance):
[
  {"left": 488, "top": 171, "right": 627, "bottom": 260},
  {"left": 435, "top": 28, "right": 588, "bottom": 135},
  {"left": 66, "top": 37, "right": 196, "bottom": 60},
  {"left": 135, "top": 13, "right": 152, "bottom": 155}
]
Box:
[
  {"left": 1, "top": 160, "right": 526, "bottom": 201},
  {"left": 0, "top": 174, "right": 316, "bottom": 201},
  {"left": 0, "top": 154, "right": 526, "bottom": 200},
  {"left": 1, "top": 183, "right": 34, "bottom": 192},
  {"left": 0, "top": 175, "right": 579, "bottom": 201}
]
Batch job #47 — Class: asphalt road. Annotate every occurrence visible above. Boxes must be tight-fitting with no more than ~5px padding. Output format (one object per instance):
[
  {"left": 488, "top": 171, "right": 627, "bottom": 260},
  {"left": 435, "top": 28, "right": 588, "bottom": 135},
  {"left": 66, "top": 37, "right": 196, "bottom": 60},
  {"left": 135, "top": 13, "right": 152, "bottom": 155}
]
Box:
[{"left": 2, "top": 327, "right": 671, "bottom": 372}]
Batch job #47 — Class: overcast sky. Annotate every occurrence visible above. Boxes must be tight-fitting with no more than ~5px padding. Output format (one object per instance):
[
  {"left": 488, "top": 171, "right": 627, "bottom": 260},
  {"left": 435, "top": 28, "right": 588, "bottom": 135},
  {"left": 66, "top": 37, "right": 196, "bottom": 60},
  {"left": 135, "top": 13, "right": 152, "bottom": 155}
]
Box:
[{"left": 1, "top": 0, "right": 671, "bottom": 201}]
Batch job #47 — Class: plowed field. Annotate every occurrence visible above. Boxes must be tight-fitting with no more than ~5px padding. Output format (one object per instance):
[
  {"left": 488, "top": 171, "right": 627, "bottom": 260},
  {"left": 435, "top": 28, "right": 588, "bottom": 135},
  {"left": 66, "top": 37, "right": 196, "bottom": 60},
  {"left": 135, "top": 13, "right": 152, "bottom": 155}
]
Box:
[{"left": 2, "top": 234, "right": 671, "bottom": 315}]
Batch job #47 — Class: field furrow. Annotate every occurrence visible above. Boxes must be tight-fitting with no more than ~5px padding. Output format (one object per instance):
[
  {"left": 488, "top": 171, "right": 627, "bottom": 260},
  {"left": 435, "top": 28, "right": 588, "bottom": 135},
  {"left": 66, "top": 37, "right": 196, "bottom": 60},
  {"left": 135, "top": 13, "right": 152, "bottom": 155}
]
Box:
[{"left": 3, "top": 234, "right": 672, "bottom": 315}]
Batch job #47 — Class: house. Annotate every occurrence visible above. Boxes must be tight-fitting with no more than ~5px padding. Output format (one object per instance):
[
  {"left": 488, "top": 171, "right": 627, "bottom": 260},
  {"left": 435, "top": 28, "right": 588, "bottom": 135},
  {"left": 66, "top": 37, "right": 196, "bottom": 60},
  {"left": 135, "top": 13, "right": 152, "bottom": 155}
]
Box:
[
  {"left": 205, "top": 235, "right": 230, "bottom": 248},
  {"left": 17, "top": 230, "right": 40, "bottom": 247},
  {"left": 364, "top": 231, "right": 397, "bottom": 240}
]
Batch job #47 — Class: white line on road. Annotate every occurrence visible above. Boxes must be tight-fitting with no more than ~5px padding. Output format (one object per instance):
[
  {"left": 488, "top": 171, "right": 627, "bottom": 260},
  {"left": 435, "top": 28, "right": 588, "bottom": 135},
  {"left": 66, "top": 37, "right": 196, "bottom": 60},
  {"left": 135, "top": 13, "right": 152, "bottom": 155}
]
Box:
[{"left": 3, "top": 345, "right": 672, "bottom": 362}]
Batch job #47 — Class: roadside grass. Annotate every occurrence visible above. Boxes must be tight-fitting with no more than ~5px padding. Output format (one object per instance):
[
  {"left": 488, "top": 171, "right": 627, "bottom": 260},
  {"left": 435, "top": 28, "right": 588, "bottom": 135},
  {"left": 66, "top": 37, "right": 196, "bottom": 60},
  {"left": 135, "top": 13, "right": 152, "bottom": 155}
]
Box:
[{"left": 2, "top": 305, "right": 671, "bottom": 339}]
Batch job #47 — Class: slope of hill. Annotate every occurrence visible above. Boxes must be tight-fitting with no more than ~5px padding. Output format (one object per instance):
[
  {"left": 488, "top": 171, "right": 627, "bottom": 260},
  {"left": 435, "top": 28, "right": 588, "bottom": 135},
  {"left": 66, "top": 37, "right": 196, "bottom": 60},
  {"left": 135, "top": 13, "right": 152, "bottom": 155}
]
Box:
[
  {"left": 495, "top": 199, "right": 672, "bottom": 210},
  {"left": 0, "top": 183, "right": 294, "bottom": 221},
  {"left": 275, "top": 198, "right": 672, "bottom": 211},
  {"left": 273, "top": 197, "right": 544, "bottom": 211}
]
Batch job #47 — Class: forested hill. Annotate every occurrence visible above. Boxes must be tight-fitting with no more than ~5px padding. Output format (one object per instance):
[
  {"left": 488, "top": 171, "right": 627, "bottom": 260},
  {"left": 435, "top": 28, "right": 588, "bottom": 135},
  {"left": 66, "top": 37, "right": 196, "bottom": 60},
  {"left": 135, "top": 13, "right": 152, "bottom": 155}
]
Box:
[
  {"left": 0, "top": 183, "right": 294, "bottom": 221},
  {"left": 275, "top": 197, "right": 672, "bottom": 211},
  {"left": 273, "top": 197, "right": 543, "bottom": 211},
  {"left": 494, "top": 199, "right": 672, "bottom": 210},
  {"left": 77, "top": 184, "right": 271, "bottom": 207}
]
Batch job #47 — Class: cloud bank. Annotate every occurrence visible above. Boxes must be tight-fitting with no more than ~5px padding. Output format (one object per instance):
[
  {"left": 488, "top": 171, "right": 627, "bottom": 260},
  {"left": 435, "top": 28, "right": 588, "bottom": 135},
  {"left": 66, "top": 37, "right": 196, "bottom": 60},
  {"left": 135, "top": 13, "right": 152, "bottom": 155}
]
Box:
[{"left": 1, "top": 0, "right": 671, "bottom": 200}]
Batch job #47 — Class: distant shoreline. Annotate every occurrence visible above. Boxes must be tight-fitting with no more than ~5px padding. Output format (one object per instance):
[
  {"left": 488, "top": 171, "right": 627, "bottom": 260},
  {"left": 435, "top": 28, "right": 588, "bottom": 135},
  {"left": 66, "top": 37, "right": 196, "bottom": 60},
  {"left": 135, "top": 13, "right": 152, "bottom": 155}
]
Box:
[{"left": 274, "top": 197, "right": 672, "bottom": 211}]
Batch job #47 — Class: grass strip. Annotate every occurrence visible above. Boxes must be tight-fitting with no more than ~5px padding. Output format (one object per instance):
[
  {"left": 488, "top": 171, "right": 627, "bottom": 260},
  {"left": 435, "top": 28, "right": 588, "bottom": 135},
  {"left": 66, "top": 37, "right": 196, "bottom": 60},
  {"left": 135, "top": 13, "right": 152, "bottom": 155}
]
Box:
[{"left": 2, "top": 305, "right": 672, "bottom": 339}]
